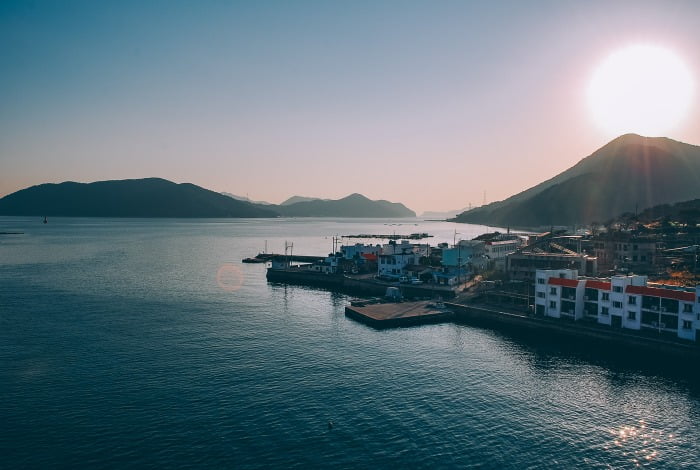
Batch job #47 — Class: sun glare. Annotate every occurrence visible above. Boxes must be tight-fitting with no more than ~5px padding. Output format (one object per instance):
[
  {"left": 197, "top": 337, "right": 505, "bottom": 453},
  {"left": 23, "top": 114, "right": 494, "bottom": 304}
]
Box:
[{"left": 587, "top": 44, "right": 694, "bottom": 137}]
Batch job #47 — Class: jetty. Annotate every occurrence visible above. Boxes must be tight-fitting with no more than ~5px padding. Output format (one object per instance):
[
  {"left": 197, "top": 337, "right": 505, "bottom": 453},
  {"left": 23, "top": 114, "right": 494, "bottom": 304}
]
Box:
[
  {"left": 243, "top": 253, "right": 326, "bottom": 263},
  {"left": 344, "top": 233, "right": 432, "bottom": 240},
  {"left": 345, "top": 300, "right": 454, "bottom": 328}
]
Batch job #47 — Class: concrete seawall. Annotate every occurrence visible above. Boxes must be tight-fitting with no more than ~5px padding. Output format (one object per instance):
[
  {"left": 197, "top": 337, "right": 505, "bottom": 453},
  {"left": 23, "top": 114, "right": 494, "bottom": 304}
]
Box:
[
  {"left": 447, "top": 303, "right": 700, "bottom": 359},
  {"left": 267, "top": 269, "right": 457, "bottom": 298},
  {"left": 266, "top": 269, "right": 344, "bottom": 287}
]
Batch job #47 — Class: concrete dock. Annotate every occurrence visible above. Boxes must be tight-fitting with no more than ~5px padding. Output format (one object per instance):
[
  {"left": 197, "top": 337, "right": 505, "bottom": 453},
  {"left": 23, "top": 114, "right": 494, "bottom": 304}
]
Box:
[{"left": 345, "top": 300, "right": 454, "bottom": 328}]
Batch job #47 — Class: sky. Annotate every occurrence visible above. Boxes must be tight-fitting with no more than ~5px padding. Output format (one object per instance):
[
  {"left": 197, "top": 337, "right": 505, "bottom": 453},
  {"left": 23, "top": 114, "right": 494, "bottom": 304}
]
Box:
[{"left": 1, "top": 0, "right": 699, "bottom": 214}]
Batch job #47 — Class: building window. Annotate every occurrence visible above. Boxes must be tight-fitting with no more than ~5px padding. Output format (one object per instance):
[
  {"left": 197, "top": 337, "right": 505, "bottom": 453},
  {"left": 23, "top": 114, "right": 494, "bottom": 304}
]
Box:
[
  {"left": 633, "top": 244, "right": 638, "bottom": 250},
  {"left": 613, "top": 301, "right": 622, "bottom": 309},
  {"left": 550, "top": 287, "right": 557, "bottom": 295},
  {"left": 641, "top": 255, "right": 646, "bottom": 262},
  {"left": 537, "top": 292, "right": 545, "bottom": 298},
  {"left": 632, "top": 255, "right": 638, "bottom": 262},
  {"left": 683, "top": 304, "right": 693, "bottom": 313},
  {"left": 549, "top": 301, "right": 556, "bottom": 309},
  {"left": 628, "top": 296, "right": 637, "bottom": 305},
  {"left": 613, "top": 286, "right": 622, "bottom": 293},
  {"left": 628, "top": 311, "right": 636, "bottom": 320},
  {"left": 602, "top": 292, "right": 610, "bottom": 301},
  {"left": 601, "top": 307, "right": 609, "bottom": 315},
  {"left": 683, "top": 320, "right": 692, "bottom": 330},
  {"left": 537, "top": 278, "right": 545, "bottom": 284}
]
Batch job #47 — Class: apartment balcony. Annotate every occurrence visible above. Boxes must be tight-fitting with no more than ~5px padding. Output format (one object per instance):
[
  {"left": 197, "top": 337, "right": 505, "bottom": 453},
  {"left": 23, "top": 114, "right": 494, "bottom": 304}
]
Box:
[
  {"left": 641, "top": 306, "right": 677, "bottom": 316},
  {"left": 640, "top": 322, "right": 677, "bottom": 334},
  {"left": 560, "top": 310, "right": 576, "bottom": 320}
]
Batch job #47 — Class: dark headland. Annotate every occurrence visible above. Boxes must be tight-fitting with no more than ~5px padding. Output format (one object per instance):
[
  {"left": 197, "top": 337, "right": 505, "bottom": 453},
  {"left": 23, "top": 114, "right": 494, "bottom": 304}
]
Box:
[{"left": 0, "top": 178, "right": 415, "bottom": 218}]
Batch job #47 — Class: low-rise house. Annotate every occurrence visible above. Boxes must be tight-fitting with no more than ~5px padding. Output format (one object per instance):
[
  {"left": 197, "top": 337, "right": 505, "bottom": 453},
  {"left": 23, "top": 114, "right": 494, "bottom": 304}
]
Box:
[
  {"left": 508, "top": 235, "right": 597, "bottom": 281},
  {"left": 442, "top": 240, "right": 487, "bottom": 272},
  {"left": 591, "top": 234, "right": 660, "bottom": 273},
  {"left": 341, "top": 243, "right": 382, "bottom": 260},
  {"left": 378, "top": 251, "right": 420, "bottom": 277},
  {"left": 484, "top": 239, "right": 522, "bottom": 270},
  {"left": 382, "top": 240, "right": 430, "bottom": 257}
]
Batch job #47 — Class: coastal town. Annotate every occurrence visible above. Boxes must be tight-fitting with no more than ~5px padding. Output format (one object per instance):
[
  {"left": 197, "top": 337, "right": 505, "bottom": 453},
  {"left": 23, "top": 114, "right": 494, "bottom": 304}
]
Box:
[{"left": 258, "top": 220, "right": 700, "bottom": 348}]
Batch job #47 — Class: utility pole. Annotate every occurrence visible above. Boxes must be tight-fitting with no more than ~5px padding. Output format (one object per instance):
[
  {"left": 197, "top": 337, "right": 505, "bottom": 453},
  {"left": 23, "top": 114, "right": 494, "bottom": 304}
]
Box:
[{"left": 457, "top": 240, "right": 462, "bottom": 285}]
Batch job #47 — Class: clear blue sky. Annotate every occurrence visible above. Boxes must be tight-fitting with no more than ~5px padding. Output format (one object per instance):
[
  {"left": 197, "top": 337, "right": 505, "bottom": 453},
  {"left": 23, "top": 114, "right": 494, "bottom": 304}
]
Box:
[{"left": 2, "top": 0, "right": 699, "bottom": 214}]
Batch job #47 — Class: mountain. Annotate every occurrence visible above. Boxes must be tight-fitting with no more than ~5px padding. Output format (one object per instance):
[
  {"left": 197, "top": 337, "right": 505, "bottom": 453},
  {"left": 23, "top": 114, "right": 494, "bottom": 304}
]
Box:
[
  {"left": 280, "top": 195, "right": 326, "bottom": 206},
  {"left": 221, "top": 192, "right": 272, "bottom": 205},
  {"left": 0, "top": 178, "right": 279, "bottom": 218},
  {"left": 454, "top": 134, "right": 700, "bottom": 227},
  {"left": 276, "top": 193, "right": 416, "bottom": 218}
]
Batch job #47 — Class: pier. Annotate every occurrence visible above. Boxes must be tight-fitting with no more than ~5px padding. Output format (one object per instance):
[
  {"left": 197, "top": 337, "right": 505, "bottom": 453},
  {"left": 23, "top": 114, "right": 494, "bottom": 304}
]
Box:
[
  {"left": 344, "top": 233, "right": 432, "bottom": 240},
  {"left": 345, "top": 300, "right": 454, "bottom": 328},
  {"left": 244, "top": 253, "right": 326, "bottom": 263}
]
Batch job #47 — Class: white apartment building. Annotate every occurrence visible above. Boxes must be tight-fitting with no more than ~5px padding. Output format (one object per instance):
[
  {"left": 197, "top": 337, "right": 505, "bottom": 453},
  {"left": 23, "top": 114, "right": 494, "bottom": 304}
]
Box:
[{"left": 535, "top": 269, "right": 700, "bottom": 342}]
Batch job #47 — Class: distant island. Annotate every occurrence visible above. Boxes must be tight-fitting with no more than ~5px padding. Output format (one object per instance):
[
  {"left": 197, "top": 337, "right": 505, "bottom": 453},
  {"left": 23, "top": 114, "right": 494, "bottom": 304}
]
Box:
[
  {"left": 453, "top": 134, "right": 700, "bottom": 227},
  {"left": 276, "top": 193, "right": 415, "bottom": 218},
  {"left": 221, "top": 192, "right": 273, "bottom": 205},
  {"left": 279, "top": 195, "right": 328, "bottom": 206},
  {"left": 0, "top": 178, "right": 416, "bottom": 218},
  {"left": 420, "top": 206, "right": 472, "bottom": 219}
]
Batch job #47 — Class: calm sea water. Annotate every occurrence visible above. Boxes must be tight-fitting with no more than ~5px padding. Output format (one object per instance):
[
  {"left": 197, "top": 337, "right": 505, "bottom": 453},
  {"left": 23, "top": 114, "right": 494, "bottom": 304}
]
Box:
[{"left": 1, "top": 217, "right": 699, "bottom": 469}]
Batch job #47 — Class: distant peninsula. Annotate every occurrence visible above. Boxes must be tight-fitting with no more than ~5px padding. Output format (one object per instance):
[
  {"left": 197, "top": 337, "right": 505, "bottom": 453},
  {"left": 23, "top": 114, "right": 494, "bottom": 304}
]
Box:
[{"left": 0, "top": 178, "right": 416, "bottom": 218}]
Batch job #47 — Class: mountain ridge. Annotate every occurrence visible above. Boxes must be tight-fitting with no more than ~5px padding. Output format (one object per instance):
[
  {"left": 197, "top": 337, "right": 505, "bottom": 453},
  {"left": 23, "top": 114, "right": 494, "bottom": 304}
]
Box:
[
  {"left": 275, "top": 193, "right": 415, "bottom": 218},
  {"left": 454, "top": 134, "right": 700, "bottom": 227},
  {"left": 0, "top": 178, "right": 416, "bottom": 218},
  {"left": 0, "top": 178, "right": 278, "bottom": 218}
]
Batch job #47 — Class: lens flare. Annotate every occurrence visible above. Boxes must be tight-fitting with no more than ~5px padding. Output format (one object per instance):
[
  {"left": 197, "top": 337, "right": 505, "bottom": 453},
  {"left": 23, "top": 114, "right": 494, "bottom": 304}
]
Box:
[{"left": 216, "top": 263, "right": 244, "bottom": 292}]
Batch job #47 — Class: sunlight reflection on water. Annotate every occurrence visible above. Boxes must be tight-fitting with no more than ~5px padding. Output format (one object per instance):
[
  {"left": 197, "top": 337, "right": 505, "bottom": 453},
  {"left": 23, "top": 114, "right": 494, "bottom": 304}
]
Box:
[{"left": 605, "top": 419, "right": 677, "bottom": 467}]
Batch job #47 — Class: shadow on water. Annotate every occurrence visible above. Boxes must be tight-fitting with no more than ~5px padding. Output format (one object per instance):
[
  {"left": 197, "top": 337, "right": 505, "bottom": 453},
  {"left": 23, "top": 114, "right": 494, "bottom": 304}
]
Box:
[{"left": 456, "top": 319, "right": 700, "bottom": 394}]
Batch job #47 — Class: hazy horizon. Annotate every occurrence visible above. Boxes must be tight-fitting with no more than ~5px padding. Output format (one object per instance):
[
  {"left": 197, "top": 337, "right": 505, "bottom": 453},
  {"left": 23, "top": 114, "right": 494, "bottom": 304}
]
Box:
[{"left": 2, "top": 1, "right": 699, "bottom": 214}]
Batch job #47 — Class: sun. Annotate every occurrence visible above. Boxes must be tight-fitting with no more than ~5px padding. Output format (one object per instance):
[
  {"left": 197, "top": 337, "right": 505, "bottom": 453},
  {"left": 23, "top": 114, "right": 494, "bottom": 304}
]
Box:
[{"left": 587, "top": 44, "right": 694, "bottom": 137}]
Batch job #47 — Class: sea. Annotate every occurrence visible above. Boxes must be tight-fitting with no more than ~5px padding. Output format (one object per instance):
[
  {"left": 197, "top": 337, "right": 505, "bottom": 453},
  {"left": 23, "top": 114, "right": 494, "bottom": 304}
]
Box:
[{"left": 1, "top": 217, "right": 699, "bottom": 469}]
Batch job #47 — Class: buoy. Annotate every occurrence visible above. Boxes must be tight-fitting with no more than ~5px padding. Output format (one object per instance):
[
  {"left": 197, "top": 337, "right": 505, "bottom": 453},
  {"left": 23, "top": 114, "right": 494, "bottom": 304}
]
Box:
[{"left": 328, "top": 421, "right": 333, "bottom": 430}]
